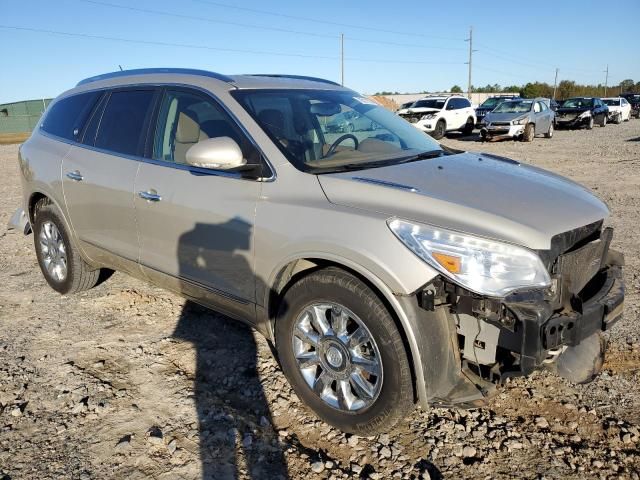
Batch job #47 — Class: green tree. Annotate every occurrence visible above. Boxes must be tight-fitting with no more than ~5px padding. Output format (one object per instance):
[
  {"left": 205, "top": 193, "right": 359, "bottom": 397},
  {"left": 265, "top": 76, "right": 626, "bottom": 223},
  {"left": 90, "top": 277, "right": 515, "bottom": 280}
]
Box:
[
  {"left": 619, "top": 79, "right": 635, "bottom": 93},
  {"left": 450, "top": 85, "right": 463, "bottom": 93},
  {"left": 521, "top": 82, "right": 553, "bottom": 98}
]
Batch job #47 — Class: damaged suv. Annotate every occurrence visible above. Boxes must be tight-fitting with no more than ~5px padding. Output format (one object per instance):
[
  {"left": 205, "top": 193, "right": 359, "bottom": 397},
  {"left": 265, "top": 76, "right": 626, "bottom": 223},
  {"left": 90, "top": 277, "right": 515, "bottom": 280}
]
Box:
[{"left": 12, "top": 69, "right": 624, "bottom": 435}]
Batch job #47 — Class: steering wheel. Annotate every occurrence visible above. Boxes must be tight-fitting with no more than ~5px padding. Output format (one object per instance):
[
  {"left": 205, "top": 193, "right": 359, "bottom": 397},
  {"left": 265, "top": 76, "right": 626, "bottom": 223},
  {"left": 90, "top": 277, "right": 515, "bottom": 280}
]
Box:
[{"left": 325, "top": 134, "right": 359, "bottom": 157}]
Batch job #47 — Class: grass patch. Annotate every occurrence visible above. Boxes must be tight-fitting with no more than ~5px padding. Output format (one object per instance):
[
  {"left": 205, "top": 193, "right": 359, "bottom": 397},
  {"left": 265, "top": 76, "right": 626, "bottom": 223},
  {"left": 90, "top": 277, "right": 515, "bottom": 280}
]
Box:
[{"left": 0, "top": 132, "right": 30, "bottom": 145}]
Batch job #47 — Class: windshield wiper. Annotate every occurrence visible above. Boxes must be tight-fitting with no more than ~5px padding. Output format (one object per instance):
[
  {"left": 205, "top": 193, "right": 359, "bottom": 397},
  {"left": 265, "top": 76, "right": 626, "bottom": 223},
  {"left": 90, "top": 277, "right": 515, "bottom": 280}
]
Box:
[
  {"left": 395, "top": 149, "right": 444, "bottom": 164},
  {"left": 311, "top": 150, "right": 446, "bottom": 174}
]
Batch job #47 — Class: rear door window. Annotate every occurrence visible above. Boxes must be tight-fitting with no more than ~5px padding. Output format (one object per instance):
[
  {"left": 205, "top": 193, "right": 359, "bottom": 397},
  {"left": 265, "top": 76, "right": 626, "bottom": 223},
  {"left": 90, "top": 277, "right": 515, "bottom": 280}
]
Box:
[
  {"left": 41, "top": 91, "right": 102, "bottom": 141},
  {"left": 95, "top": 89, "right": 156, "bottom": 156}
]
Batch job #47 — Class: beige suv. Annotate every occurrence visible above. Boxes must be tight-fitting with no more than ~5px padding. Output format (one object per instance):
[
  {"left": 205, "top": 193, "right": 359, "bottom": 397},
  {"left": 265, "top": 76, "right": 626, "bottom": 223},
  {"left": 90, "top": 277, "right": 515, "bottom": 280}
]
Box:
[{"left": 11, "top": 69, "right": 624, "bottom": 434}]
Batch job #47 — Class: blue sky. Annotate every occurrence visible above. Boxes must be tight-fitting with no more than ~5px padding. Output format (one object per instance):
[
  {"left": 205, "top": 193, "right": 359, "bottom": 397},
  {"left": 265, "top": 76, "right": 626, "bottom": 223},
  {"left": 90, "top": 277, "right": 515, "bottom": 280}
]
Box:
[{"left": 1, "top": 0, "right": 639, "bottom": 102}]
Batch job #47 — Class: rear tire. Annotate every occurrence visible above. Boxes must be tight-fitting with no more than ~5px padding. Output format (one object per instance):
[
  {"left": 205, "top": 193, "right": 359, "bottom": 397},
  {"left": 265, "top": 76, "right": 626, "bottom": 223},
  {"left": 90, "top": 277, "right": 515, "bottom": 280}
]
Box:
[
  {"left": 275, "top": 267, "right": 414, "bottom": 435},
  {"left": 522, "top": 123, "right": 535, "bottom": 142},
  {"left": 33, "top": 199, "right": 101, "bottom": 295},
  {"left": 432, "top": 120, "right": 446, "bottom": 140},
  {"left": 545, "top": 122, "right": 554, "bottom": 138},
  {"left": 460, "top": 118, "right": 474, "bottom": 136},
  {"left": 600, "top": 115, "right": 607, "bottom": 127}
]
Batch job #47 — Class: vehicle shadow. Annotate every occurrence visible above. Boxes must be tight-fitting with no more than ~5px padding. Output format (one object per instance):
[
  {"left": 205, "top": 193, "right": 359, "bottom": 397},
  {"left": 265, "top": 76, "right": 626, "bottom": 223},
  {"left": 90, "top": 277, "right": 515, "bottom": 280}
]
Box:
[
  {"left": 173, "top": 218, "right": 289, "bottom": 479},
  {"left": 627, "top": 136, "right": 640, "bottom": 142},
  {"left": 444, "top": 132, "right": 482, "bottom": 142}
]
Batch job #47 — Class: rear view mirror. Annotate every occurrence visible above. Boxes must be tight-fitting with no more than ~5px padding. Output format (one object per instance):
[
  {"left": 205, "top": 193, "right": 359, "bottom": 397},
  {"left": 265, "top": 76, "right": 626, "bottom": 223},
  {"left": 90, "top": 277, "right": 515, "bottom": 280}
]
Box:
[
  {"left": 185, "top": 137, "right": 246, "bottom": 170},
  {"left": 310, "top": 102, "right": 341, "bottom": 116}
]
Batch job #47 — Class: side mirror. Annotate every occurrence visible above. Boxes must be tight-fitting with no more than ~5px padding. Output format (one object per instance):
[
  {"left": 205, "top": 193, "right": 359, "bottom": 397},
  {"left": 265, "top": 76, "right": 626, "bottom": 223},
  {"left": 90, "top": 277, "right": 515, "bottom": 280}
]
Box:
[{"left": 185, "top": 137, "right": 246, "bottom": 170}]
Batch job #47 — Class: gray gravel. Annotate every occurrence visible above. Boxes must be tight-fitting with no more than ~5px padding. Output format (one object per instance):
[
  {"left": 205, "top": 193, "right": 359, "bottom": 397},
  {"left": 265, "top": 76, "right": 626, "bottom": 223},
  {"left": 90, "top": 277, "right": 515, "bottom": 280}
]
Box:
[{"left": 1, "top": 121, "right": 639, "bottom": 479}]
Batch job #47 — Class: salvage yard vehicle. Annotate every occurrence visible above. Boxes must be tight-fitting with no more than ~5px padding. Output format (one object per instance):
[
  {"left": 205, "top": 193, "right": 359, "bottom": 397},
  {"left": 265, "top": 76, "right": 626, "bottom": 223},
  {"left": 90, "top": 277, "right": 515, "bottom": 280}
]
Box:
[
  {"left": 474, "top": 95, "right": 519, "bottom": 127},
  {"left": 480, "top": 98, "right": 555, "bottom": 142},
  {"left": 602, "top": 97, "right": 632, "bottom": 123},
  {"left": 619, "top": 93, "right": 640, "bottom": 119},
  {"left": 11, "top": 68, "right": 625, "bottom": 435},
  {"left": 397, "top": 95, "right": 476, "bottom": 139},
  {"left": 555, "top": 97, "right": 609, "bottom": 129}
]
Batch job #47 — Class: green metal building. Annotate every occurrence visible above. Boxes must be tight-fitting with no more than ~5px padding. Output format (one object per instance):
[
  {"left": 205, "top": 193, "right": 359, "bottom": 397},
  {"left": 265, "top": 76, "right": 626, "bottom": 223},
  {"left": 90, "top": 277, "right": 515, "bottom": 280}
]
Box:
[{"left": 0, "top": 98, "right": 53, "bottom": 133}]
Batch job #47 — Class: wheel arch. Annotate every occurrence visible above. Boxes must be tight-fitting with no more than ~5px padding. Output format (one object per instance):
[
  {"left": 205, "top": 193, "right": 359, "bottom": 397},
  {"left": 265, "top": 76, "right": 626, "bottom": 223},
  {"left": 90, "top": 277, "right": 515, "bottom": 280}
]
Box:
[{"left": 267, "top": 256, "right": 424, "bottom": 403}]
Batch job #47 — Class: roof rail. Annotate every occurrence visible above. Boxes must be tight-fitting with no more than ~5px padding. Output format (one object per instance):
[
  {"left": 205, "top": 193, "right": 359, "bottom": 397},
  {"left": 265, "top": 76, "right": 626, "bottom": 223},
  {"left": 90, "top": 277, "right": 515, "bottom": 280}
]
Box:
[
  {"left": 76, "top": 68, "right": 234, "bottom": 87},
  {"left": 247, "top": 74, "right": 341, "bottom": 86}
]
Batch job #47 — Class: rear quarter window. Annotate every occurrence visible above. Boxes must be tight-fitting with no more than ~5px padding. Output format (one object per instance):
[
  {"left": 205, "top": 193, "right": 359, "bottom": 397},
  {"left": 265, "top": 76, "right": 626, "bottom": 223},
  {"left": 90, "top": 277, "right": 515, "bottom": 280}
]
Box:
[{"left": 41, "top": 91, "right": 101, "bottom": 141}]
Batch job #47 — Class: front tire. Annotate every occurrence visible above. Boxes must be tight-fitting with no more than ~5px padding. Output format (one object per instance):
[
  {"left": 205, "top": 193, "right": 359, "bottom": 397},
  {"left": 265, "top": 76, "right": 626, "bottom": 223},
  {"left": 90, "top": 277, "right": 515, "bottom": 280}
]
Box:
[
  {"left": 545, "top": 122, "right": 554, "bottom": 138},
  {"left": 432, "top": 119, "right": 446, "bottom": 140},
  {"left": 522, "top": 123, "right": 535, "bottom": 142},
  {"left": 33, "top": 199, "right": 101, "bottom": 294},
  {"left": 586, "top": 116, "right": 594, "bottom": 130},
  {"left": 600, "top": 114, "right": 607, "bottom": 127},
  {"left": 275, "top": 268, "right": 414, "bottom": 435}
]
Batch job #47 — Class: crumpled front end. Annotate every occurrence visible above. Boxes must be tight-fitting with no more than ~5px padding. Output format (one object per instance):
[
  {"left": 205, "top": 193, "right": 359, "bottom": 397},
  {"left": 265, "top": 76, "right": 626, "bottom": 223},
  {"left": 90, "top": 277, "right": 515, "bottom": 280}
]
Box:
[{"left": 415, "top": 221, "right": 624, "bottom": 406}]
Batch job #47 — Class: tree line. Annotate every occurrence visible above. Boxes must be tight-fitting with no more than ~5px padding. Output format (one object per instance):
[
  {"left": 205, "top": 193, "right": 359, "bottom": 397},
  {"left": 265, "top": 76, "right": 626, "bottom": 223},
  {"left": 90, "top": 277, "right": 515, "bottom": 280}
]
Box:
[{"left": 376, "top": 79, "right": 640, "bottom": 98}]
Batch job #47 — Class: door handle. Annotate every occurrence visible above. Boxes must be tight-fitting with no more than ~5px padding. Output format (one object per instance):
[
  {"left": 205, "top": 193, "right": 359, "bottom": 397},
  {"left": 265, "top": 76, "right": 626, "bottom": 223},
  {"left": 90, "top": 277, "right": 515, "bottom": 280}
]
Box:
[
  {"left": 138, "top": 190, "right": 162, "bottom": 202},
  {"left": 66, "top": 170, "right": 83, "bottom": 182}
]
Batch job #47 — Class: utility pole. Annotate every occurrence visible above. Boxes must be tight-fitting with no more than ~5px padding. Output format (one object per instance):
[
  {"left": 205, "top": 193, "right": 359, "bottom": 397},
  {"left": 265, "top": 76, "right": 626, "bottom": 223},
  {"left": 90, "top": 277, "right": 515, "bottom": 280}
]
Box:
[
  {"left": 552, "top": 68, "right": 559, "bottom": 100},
  {"left": 604, "top": 64, "right": 609, "bottom": 96},
  {"left": 340, "top": 33, "right": 344, "bottom": 86},
  {"left": 466, "top": 27, "right": 473, "bottom": 99}
]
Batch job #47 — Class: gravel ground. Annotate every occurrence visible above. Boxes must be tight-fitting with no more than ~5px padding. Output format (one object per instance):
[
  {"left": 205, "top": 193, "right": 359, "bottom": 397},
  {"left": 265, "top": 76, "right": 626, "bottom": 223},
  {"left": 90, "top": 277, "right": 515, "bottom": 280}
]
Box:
[{"left": 1, "top": 121, "right": 639, "bottom": 480}]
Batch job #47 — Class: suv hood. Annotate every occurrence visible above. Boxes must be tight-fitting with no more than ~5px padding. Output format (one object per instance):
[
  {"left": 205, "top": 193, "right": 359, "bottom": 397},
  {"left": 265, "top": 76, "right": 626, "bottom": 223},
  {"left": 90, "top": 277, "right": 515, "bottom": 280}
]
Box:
[
  {"left": 317, "top": 152, "right": 609, "bottom": 250},
  {"left": 404, "top": 107, "right": 441, "bottom": 115}
]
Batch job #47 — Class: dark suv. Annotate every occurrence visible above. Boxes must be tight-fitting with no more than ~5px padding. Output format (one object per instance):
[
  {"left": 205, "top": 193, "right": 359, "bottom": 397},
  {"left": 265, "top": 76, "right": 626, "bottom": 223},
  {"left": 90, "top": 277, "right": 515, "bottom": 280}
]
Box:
[
  {"left": 620, "top": 92, "right": 640, "bottom": 119},
  {"left": 475, "top": 95, "right": 519, "bottom": 127}
]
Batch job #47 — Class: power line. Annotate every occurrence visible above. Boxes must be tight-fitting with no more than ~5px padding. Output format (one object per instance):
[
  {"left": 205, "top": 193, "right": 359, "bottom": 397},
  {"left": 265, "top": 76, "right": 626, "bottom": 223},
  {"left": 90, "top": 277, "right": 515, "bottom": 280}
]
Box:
[
  {"left": 79, "top": 0, "right": 465, "bottom": 51},
  {"left": 188, "top": 0, "right": 464, "bottom": 41},
  {"left": 0, "top": 25, "right": 464, "bottom": 66},
  {"left": 475, "top": 42, "right": 602, "bottom": 75}
]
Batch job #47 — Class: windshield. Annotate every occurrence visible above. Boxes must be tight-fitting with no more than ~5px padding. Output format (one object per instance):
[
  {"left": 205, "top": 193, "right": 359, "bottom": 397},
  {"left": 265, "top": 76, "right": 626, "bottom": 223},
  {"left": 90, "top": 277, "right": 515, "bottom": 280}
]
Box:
[
  {"left": 480, "top": 97, "right": 511, "bottom": 109},
  {"left": 493, "top": 100, "right": 533, "bottom": 113},
  {"left": 410, "top": 99, "right": 445, "bottom": 109},
  {"left": 562, "top": 98, "right": 593, "bottom": 108},
  {"left": 232, "top": 89, "right": 444, "bottom": 173},
  {"left": 603, "top": 99, "right": 620, "bottom": 106}
]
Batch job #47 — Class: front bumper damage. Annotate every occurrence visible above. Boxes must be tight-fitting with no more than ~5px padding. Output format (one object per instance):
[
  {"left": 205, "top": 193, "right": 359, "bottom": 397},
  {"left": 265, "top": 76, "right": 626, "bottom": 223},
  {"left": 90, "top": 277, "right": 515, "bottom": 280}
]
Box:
[
  {"left": 555, "top": 113, "right": 590, "bottom": 128},
  {"left": 480, "top": 123, "right": 525, "bottom": 140},
  {"left": 410, "top": 222, "right": 624, "bottom": 408}
]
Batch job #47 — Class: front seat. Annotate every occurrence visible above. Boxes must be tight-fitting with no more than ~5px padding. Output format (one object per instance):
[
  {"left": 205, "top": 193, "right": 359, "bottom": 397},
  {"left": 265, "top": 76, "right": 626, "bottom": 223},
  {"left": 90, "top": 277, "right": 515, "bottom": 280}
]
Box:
[{"left": 174, "top": 112, "right": 209, "bottom": 164}]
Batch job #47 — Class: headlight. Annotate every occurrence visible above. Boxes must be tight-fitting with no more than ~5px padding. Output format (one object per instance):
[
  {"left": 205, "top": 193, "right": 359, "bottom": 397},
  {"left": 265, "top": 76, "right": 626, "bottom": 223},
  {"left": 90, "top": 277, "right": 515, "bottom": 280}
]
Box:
[
  {"left": 388, "top": 219, "right": 551, "bottom": 297},
  {"left": 578, "top": 111, "right": 591, "bottom": 119},
  {"left": 511, "top": 117, "right": 527, "bottom": 125}
]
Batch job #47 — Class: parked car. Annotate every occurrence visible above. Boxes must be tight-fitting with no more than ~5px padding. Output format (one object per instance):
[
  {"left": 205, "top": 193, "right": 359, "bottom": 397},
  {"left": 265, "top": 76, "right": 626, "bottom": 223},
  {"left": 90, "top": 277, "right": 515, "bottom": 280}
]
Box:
[
  {"left": 474, "top": 95, "right": 519, "bottom": 127},
  {"left": 619, "top": 93, "right": 640, "bottom": 119},
  {"left": 480, "top": 98, "right": 555, "bottom": 142},
  {"left": 396, "top": 101, "right": 415, "bottom": 114},
  {"left": 11, "top": 68, "right": 624, "bottom": 435},
  {"left": 325, "top": 110, "right": 377, "bottom": 133},
  {"left": 398, "top": 95, "right": 476, "bottom": 139},
  {"left": 555, "top": 97, "right": 609, "bottom": 129},
  {"left": 602, "top": 97, "right": 632, "bottom": 123}
]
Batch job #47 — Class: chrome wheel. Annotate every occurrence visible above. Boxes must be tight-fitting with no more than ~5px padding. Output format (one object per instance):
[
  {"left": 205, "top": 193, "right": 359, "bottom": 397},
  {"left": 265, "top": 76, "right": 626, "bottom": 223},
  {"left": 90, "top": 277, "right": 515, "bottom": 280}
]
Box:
[
  {"left": 292, "top": 302, "right": 383, "bottom": 412},
  {"left": 39, "top": 220, "right": 67, "bottom": 282}
]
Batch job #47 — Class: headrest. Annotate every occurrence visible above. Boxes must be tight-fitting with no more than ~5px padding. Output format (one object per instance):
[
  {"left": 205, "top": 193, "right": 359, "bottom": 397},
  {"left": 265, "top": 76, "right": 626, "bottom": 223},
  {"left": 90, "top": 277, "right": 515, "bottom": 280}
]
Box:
[{"left": 175, "top": 112, "right": 201, "bottom": 143}]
